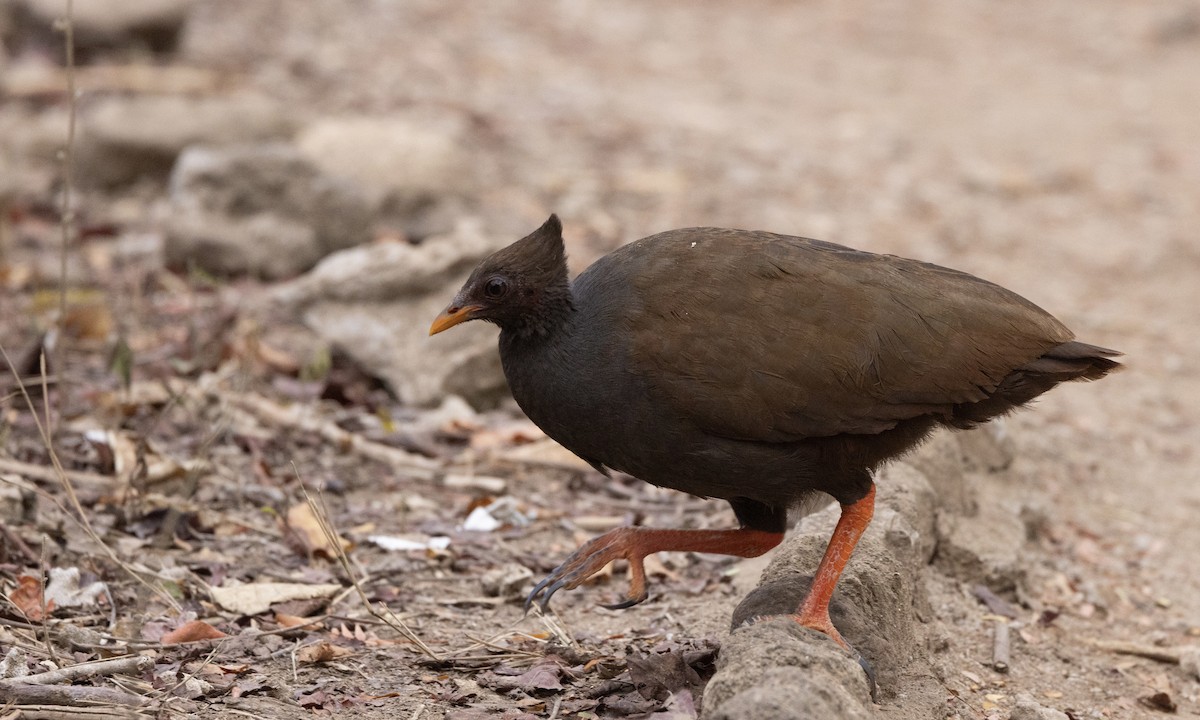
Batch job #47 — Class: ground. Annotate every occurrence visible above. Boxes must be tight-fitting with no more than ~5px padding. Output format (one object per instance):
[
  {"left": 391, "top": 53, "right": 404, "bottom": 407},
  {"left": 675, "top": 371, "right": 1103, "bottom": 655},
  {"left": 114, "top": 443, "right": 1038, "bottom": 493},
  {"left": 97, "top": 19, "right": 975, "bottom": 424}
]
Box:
[{"left": 0, "top": 1, "right": 1197, "bottom": 718}]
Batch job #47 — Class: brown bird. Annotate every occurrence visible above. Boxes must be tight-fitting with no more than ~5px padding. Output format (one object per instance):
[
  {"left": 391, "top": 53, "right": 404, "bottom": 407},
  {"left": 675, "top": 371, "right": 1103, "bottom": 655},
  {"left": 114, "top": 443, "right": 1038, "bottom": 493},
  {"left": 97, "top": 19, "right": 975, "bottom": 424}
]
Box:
[{"left": 430, "top": 215, "right": 1119, "bottom": 653}]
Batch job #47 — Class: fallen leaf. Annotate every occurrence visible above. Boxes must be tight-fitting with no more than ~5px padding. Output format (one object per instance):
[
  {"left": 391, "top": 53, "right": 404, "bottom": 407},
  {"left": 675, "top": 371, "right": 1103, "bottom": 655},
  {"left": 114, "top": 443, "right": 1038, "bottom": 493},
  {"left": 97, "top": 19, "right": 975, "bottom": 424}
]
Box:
[
  {"left": 297, "top": 641, "right": 354, "bottom": 664},
  {"left": 484, "top": 662, "right": 563, "bottom": 692},
  {"left": 627, "top": 639, "right": 718, "bottom": 702},
  {"left": 275, "top": 612, "right": 322, "bottom": 629},
  {"left": 8, "top": 575, "right": 50, "bottom": 621},
  {"left": 285, "top": 502, "right": 351, "bottom": 558},
  {"left": 210, "top": 582, "right": 342, "bottom": 616},
  {"left": 61, "top": 301, "right": 115, "bottom": 342},
  {"left": 162, "top": 619, "right": 227, "bottom": 644}
]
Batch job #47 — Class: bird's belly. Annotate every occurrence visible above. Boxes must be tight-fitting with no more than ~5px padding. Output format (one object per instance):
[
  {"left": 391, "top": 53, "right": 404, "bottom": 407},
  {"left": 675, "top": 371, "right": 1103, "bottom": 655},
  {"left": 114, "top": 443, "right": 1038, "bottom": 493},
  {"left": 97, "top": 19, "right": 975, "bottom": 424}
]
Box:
[
  {"left": 533, "top": 401, "right": 819, "bottom": 506},
  {"left": 502, "top": 334, "right": 823, "bottom": 506}
]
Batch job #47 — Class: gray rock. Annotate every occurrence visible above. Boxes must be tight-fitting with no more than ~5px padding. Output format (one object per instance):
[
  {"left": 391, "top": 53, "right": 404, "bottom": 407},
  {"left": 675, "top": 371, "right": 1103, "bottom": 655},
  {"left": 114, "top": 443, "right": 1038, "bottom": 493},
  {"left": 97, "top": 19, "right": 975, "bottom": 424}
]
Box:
[
  {"left": 711, "top": 461, "right": 943, "bottom": 720},
  {"left": 165, "top": 144, "right": 371, "bottom": 279},
  {"left": 934, "top": 496, "right": 1027, "bottom": 594},
  {"left": 296, "top": 115, "right": 476, "bottom": 239},
  {"left": 958, "top": 421, "right": 1016, "bottom": 473},
  {"left": 15, "top": 0, "right": 194, "bottom": 55},
  {"left": 272, "top": 219, "right": 510, "bottom": 407},
  {"left": 727, "top": 462, "right": 936, "bottom": 692},
  {"left": 480, "top": 563, "right": 534, "bottom": 599},
  {"left": 906, "top": 429, "right": 978, "bottom": 516},
  {"left": 76, "top": 94, "right": 296, "bottom": 188},
  {"left": 1009, "top": 693, "right": 1070, "bottom": 720},
  {"left": 1180, "top": 645, "right": 1200, "bottom": 682},
  {"left": 703, "top": 620, "right": 872, "bottom": 720}
]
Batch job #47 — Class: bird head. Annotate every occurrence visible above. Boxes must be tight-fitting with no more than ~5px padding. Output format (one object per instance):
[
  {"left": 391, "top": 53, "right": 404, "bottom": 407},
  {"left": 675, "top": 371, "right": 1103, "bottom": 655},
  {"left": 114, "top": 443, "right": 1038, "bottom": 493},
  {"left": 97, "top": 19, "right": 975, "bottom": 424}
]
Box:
[{"left": 429, "top": 214, "right": 571, "bottom": 337}]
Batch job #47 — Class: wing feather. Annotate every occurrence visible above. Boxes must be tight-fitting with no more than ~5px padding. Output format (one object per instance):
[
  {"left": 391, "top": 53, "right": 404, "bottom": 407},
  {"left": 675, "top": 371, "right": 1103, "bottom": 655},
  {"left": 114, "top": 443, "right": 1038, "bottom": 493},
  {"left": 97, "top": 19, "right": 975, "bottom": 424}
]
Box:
[{"left": 620, "top": 229, "right": 1072, "bottom": 441}]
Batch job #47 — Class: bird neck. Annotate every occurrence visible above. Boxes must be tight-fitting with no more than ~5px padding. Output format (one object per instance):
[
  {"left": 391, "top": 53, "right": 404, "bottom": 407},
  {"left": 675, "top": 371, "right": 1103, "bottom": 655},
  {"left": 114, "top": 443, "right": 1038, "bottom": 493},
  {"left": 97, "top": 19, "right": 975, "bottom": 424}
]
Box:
[{"left": 501, "top": 282, "right": 576, "bottom": 342}]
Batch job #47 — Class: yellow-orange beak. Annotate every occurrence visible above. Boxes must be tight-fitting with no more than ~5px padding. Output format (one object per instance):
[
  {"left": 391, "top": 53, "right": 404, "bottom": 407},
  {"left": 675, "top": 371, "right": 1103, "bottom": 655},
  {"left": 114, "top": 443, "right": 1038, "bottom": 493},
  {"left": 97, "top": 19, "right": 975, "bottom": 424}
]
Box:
[{"left": 429, "top": 303, "right": 484, "bottom": 335}]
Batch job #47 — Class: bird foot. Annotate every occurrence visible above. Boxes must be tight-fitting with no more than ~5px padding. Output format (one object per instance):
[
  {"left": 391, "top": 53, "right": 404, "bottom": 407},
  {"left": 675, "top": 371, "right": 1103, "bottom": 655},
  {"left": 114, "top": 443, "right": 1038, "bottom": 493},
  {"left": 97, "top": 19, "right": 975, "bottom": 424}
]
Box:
[
  {"left": 524, "top": 528, "right": 649, "bottom": 614},
  {"left": 790, "top": 610, "right": 878, "bottom": 701},
  {"left": 525, "top": 526, "right": 784, "bottom": 614},
  {"left": 790, "top": 609, "right": 850, "bottom": 650}
]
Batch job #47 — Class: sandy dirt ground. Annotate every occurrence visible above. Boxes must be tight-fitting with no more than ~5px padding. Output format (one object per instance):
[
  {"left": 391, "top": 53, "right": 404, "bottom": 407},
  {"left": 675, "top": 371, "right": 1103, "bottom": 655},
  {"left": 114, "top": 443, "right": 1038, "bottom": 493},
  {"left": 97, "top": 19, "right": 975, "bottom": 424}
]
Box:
[{"left": 1, "top": 1, "right": 1198, "bottom": 718}]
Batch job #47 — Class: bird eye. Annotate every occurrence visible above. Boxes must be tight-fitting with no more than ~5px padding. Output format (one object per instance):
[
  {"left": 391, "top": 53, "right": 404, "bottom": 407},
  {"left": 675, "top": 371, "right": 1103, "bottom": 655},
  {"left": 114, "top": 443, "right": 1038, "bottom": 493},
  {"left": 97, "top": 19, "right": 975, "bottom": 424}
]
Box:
[{"left": 484, "top": 277, "right": 509, "bottom": 299}]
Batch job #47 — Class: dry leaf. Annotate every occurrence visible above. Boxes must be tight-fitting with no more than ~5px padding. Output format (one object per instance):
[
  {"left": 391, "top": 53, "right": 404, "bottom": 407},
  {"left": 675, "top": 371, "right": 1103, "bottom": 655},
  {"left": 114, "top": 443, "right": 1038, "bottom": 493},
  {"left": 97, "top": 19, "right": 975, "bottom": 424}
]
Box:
[
  {"left": 61, "top": 302, "right": 115, "bottom": 342},
  {"left": 8, "top": 575, "right": 50, "bottom": 620},
  {"left": 297, "top": 641, "right": 354, "bottom": 664},
  {"left": 275, "top": 612, "right": 321, "bottom": 629},
  {"left": 210, "top": 581, "right": 342, "bottom": 616},
  {"left": 285, "top": 502, "right": 351, "bottom": 558},
  {"left": 162, "top": 619, "right": 227, "bottom": 644},
  {"left": 485, "top": 662, "right": 564, "bottom": 692}
]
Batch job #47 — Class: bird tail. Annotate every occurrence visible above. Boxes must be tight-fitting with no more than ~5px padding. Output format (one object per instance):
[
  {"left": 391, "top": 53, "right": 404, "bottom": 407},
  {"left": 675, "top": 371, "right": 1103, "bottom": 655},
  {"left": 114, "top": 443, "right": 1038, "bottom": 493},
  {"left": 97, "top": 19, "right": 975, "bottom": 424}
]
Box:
[
  {"left": 949, "top": 340, "right": 1122, "bottom": 428},
  {"left": 1019, "top": 340, "right": 1122, "bottom": 381}
]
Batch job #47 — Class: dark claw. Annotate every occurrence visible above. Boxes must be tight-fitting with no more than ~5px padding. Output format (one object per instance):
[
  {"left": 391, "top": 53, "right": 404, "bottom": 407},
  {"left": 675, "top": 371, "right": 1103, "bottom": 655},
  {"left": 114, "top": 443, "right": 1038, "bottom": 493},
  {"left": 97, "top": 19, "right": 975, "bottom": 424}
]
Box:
[
  {"left": 601, "top": 592, "right": 646, "bottom": 610},
  {"left": 541, "top": 579, "right": 570, "bottom": 610},
  {"left": 524, "top": 576, "right": 553, "bottom": 613},
  {"left": 856, "top": 651, "right": 879, "bottom": 703}
]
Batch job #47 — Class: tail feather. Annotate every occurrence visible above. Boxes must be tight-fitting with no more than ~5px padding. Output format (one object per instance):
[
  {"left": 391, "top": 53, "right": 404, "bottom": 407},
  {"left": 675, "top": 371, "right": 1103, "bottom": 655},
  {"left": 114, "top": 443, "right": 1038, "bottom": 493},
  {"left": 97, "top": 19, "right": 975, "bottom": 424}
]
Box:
[
  {"left": 948, "top": 340, "right": 1122, "bottom": 428},
  {"left": 1025, "top": 340, "right": 1121, "bottom": 380}
]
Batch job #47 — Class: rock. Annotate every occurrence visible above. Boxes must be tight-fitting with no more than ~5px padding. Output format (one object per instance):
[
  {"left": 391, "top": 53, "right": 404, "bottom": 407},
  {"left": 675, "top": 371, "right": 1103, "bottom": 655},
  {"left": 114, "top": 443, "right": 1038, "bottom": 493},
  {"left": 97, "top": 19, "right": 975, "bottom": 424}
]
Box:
[
  {"left": 272, "top": 219, "right": 509, "bottom": 406},
  {"left": 703, "top": 620, "right": 872, "bottom": 720},
  {"left": 728, "top": 462, "right": 936, "bottom": 692},
  {"left": 906, "top": 429, "right": 977, "bottom": 516},
  {"left": 934, "top": 497, "right": 1027, "bottom": 594},
  {"left": 165, "top": 144, "right": 371, "bottom": 279},
  {"left": 873, "top": 461, "right": 939, "bottom": 565},
  {"left": 296, "top": 114, "right": 476, "bottom": 240},
  {"left": 14, "top": 0, "right": 194, "bottom": 57},
  {"left": 715, "top": 460, "right": 942, "bottom": 720},
  {"left": 1180, "top": 646, "right": 1200, "bottom": 682},
  {"left": 1009, "top": 693, "right": 1070, "bottom": 720},
  {"left": 75, "top": 94, "right": 296, "bottom": 188},
  {"left": 480, "top": 563, "right": 534, "bottom": 599},
  {"left": 957, "top": 421, "right": 1016, "bottom": 473}
]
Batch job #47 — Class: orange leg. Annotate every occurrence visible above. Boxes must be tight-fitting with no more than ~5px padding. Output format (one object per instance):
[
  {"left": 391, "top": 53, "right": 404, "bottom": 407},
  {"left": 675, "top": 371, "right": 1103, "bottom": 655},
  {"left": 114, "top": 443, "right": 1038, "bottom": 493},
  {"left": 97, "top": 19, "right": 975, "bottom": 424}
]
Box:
[
  {"left": 792, "top": 484, "right": 876, "bottom": 649},
  {"left": 526, "top": 526, "right": 784, "bottom": 612}
]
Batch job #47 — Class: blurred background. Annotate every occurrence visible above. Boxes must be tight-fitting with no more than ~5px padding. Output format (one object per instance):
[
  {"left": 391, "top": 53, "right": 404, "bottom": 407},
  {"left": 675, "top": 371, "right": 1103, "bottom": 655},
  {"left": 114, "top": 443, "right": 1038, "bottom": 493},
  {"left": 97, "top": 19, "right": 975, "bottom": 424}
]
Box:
[{"left": 0, "top": 1, "right": 1197, "bottom": 717}]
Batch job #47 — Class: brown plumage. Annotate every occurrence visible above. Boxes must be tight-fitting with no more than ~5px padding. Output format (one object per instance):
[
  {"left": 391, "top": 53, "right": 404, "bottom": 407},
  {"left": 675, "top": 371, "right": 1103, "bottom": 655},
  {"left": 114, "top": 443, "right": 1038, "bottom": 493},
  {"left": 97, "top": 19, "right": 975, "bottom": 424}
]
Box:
[{"left": 430, "top": 214, "right": 1119, "bottom": 658}]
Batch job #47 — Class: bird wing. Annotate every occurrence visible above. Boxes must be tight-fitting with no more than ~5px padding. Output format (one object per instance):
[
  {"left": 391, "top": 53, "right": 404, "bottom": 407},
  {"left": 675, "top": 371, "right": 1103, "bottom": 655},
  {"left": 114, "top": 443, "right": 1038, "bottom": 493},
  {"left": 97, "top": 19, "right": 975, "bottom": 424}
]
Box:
[{"left": 623, "top": 230, "right": 1074, "bottom": 441}]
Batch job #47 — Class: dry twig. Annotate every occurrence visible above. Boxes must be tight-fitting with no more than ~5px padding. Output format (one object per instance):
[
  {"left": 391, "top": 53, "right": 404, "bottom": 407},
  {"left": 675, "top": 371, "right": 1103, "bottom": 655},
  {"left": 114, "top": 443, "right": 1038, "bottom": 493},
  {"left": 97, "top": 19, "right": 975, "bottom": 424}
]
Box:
[
  {"left": 0, "top": 655, "right": 151, "bottom": 713},
  {"left": 5, "top": 655, "right": 153, "bottom": 686},
  {"left": 991, "top": 620, "right": 1010, "bottom": 673},
  {"left": 234, "top": 394, "right": 440, "bottom": 479},
  {"left": 0, "top": 458, "right": 112, "bottom": 486},
  {"left": 1091, "top": 639, "right": 1182, "bottom": 665},
  {"left": 0, "top": 705, "right": 148, "bottom": 719}
]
